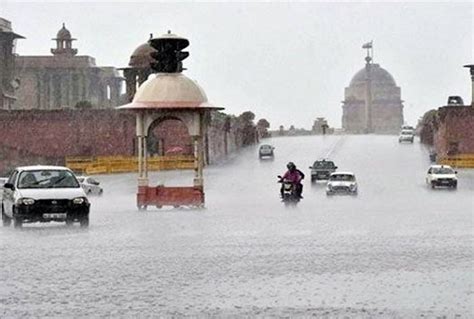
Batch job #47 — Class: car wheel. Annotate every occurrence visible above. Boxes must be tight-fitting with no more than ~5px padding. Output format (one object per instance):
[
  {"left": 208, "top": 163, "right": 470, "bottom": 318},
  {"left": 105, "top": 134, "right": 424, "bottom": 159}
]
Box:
[
  {"left": 87, "top": 189, "right": 92, "bottom": 195},
  {"left": 2, "top": 205, "right": 11, "bottom": 227},
  {"left": 98, "top": 189, "right": 103, "bottom": 196},
  {"left": 452, "top": 182, "right": 457, "bottom": 189},
  {"left": 138, "top": 205, "right": 147, "bottom": 211},
  {"left": 431, "top": 182, "right": 436, "bottom": 189},
  {"left": 66, "top": 218, "right": 74, "bottom": 226},
  {"left": 13, "top": 216, "right": 23, "bottom": 228},
  {"left": 79, "top": 217, "right": 89, "bottom": 228}
]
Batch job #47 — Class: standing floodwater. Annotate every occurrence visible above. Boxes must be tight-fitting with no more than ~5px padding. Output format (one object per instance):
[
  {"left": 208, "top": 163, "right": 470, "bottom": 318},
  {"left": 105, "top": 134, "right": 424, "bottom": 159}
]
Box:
[{"left": 1, "top": 136, "right": 473, "bottom": 317}]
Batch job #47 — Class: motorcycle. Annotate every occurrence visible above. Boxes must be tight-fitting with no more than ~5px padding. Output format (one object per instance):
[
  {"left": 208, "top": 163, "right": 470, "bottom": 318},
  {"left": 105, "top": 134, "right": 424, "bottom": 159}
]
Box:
[{"left": 277, "top": 175, "right": 301, "bottom": 205}]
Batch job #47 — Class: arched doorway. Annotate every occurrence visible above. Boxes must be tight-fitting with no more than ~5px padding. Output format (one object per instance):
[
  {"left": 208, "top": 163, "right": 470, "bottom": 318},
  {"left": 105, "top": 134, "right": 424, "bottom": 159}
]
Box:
[{"left": 147, "top": 117, "right": 193, "bottom": 157}]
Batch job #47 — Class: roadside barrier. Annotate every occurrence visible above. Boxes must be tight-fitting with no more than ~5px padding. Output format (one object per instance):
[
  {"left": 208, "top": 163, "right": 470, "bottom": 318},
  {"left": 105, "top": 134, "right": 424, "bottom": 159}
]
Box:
[
  {"left": 438, "top": 154, "right": 474, "bottom": 168},
  {"left": 65, "top": 155, "right": 194, "bottom": 175}
]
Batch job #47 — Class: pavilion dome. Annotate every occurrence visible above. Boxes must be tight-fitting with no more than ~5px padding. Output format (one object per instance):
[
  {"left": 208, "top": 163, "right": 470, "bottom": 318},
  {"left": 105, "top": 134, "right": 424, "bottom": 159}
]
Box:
[
  {"left": 118, "top": 73, "right": 215, "bottom": 109},
  {"left": 349, "top": 64, "right": 396, "bottom": 87},
  {"left": 55, "top": 23, "right": 73, "bottom": 40},
  {"left": 129, "top": 42, "right": 156, "bottom": 68}
]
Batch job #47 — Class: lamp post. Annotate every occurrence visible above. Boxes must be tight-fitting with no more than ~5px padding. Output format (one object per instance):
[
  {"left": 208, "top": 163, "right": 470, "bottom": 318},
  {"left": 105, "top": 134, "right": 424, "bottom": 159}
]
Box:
[
  {"left": 362, "top": 41, "right": 373, "bottom": 133},
  {"left": 463, "top": 64, "right": 474, "bottom": 107}
]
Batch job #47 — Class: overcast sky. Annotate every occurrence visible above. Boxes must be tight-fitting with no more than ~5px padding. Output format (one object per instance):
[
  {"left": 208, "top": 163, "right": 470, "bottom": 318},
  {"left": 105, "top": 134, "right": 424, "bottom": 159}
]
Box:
[{"left": 3, "top": 1, "right": 473, "bottom": 129}]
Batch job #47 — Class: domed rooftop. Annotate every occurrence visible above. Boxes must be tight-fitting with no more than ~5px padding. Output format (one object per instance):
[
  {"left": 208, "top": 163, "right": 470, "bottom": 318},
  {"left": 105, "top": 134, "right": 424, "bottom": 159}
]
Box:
[
  {"left": 129, "top": 42, "right": 156, "bottom": 68},
  {"left": 117, "top": 73, "right": 222, "bottom": 110},
  {"left": 349, "top": 64, "right": 396, "bottom": 87},
  {"left": 55, "top": 23, "right": 74, "bottom": 40}
]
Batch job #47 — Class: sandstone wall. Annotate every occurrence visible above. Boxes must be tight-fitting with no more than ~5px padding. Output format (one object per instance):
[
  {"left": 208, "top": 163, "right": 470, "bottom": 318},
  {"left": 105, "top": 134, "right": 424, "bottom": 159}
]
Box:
[
  {"left": 0, "top": 109, "right": 257, "bottom": 174},
  {"left": 433, "top": 106, "right": 474, "bottom": 157}
]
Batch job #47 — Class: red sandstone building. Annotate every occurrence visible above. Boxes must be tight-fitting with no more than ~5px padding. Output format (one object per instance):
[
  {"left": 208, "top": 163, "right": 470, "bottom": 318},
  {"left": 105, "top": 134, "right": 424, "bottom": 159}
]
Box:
[
  {"left": 14, "top": 24, "right": 123, "bottom": 110},
  {"left": 342, "top": 50, "right": 404, "bottom": 134},
  {"left": 0, "top": 18, "right": 23, "bottom": 109}
]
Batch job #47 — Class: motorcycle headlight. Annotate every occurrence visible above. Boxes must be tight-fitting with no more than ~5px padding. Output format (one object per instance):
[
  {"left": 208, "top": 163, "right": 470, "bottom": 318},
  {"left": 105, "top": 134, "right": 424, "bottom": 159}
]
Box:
[
  {"left": 17, "top": 198, "right": 35, "bottom": 205},
  {"left": 73, "top": 197, "right": 88, "bottom": 205}
]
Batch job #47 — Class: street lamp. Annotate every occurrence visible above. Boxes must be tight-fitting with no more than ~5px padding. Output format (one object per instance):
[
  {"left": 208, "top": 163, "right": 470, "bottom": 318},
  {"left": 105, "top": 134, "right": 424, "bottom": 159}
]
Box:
[{"left": 463, "top": 64, "right": 474, "bottom": 107}]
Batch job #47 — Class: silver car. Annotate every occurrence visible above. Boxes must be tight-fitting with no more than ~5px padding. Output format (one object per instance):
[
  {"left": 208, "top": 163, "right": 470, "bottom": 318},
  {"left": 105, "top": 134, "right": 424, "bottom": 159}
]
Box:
[{"left": 77, "top": 176, "right": 103, "bottom": 196}]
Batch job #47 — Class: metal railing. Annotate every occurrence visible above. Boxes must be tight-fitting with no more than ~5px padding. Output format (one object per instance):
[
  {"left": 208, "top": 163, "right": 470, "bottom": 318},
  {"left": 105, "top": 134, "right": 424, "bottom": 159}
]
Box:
[
  {"left": 438, "top": 154, "right": 474, "bottom": 168},
  {"left": 66, "top": 155, "right": 194, "bottom": 175}
]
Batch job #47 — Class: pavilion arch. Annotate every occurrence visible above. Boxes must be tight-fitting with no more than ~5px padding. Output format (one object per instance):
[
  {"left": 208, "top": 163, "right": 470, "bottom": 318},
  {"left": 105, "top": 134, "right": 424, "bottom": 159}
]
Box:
[{"left": 146, "top": 115, "right": 193, "bottom": 156}]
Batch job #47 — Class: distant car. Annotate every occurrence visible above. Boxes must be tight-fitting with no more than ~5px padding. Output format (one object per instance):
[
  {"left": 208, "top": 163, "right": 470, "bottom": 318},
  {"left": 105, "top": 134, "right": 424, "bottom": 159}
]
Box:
[
  {"left": 326, "top": 172, "right": 358, "bottom": 195},
  {"left": 77, "top": 176, "right": 103, "bottom": 196},
  {"left": 309, "top": 159, "right": 338, "bottom": 182},
  {"left": 399, "top": 129, "right": 414, "bottom": 143},
  {"left": 426, "top": 165, "right": 457, "bottom": 189},
  {"left": 259, "top": 144, "right": 275, "bottom": 159},
  {"left": 447, "top": 96, "right": 464, "bottom": 106},
  {"left": 2, "top": 165, "right": 90, "bottom": 228}
]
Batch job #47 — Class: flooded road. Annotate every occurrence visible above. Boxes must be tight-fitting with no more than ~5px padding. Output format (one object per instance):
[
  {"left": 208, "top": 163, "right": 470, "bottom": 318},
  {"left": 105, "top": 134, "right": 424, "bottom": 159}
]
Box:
[{"left": 1, "top": 135, "right": 473, "bottom": 317}]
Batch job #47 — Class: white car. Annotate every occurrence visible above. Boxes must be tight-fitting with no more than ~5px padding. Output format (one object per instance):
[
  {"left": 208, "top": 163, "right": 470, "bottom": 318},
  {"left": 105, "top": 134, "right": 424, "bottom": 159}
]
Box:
[
  {"left": 426, "top": 165, "right": 458, "bottom": 189},
  {"left": 258, "top": 144, "right": 275, "bottom": 159},
  {"left": 77, "top": 176, "right": 103, "bottom": 196},
  {"left": 399, "top": 129, "right": 414, "bottom": 143},
  {"left": 326, "top": 172, "right": 358, "bottom": 195},
  {"left": 2, "top": 165, "right": 90, "bottom": 228}
]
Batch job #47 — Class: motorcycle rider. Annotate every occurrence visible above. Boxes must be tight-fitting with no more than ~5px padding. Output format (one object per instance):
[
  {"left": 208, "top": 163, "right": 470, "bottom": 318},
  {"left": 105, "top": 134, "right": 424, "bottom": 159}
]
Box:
[{"left": 280, "top": 162, "right": 305, "bottom": 198}]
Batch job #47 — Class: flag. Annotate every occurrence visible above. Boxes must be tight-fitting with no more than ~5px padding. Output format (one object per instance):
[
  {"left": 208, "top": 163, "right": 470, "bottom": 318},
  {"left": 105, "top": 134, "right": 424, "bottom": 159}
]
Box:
[{"left": 362, "top": 41, "right": 373, "bottom": 49}]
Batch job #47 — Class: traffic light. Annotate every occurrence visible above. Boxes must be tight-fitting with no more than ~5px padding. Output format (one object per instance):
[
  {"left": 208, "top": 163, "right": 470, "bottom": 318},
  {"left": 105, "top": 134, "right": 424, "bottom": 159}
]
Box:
[{"left": 149, "top": 32, "right": 190, "bottom": 73}]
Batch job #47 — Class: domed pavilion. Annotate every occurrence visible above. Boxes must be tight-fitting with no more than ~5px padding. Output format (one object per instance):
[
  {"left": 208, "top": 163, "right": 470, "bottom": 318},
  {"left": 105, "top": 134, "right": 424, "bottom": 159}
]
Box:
[
  {"left": 121, "top": 36, "right": 156, "bottom": 102},
  {"left": 342, "top": 52, "right": 404, "bottom": 134}
]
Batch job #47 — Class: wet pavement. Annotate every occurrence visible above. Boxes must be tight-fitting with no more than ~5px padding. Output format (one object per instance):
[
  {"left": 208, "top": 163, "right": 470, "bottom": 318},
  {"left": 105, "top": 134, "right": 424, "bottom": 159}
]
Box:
[{"left": 1, "top": 135, "right": 473, "bottom": 317}]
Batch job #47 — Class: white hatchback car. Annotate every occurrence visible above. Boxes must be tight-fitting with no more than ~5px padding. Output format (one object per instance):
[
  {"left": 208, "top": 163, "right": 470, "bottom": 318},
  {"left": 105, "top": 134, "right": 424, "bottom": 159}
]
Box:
[
  {"left": 2, "top": 165, "right": 90, "bottom": 228},
  {"left": 326, "top": 172, "right": 358, "bottom": 195},
  {"left": 399, "top": 129, "right": 414, "bottom": 143},
  {"left": 426, "top": 165, "right": 458, "bottom": 189},
  {"left": 76, "top": 176, "right": 103, "bottom": 196}
]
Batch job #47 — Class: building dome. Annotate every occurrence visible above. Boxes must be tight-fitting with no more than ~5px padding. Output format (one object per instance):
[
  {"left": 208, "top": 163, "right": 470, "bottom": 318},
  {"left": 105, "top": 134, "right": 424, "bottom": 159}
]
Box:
[
  {"left": 118, "top": 73, "right": 224, "bottom": 110},
  {"left": 349, "top": 64, "right": 396, "bottom": 87},
  {"left": 129, "top": 42, "right": 156, "bottom": 68},
  {"left": 55, "top": 23, "right": 73, "bottom": 40}
]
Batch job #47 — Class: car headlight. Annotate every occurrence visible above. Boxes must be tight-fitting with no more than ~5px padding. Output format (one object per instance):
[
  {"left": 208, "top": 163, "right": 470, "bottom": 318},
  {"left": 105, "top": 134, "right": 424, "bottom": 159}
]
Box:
[
  {"left": 73, "top": 197, "right": 88, "bottom": 205},
  {"left": 17, "top": 198, "right": 35, "bottom": 205},
  {"left": 327, "top": 184, "right": 333, "bottom": 190},
  {"left": 350, "top": 183, "right": 357, "bottom": 189}
]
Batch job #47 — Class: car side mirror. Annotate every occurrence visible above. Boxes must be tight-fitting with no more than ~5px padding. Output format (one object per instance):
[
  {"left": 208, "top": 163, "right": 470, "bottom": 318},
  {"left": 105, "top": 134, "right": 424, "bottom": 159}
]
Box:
[
  {"left": 277, "top": 175, "right": 282, "bottom": 179},
  {"left": 455, "top": 171, "right": 458, "bottom": 174},
  {"left": 3, "top": 183, "right": 14, "bottom": 190},
  {"left": 334, "top": 166, "right": 338, "bottom": 169}
]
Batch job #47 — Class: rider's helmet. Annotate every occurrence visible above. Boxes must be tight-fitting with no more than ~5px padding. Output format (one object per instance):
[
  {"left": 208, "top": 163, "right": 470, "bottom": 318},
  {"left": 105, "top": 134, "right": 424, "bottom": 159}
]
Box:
[{"left": 287, "top": 162, "right": 296, "bottom": 171}]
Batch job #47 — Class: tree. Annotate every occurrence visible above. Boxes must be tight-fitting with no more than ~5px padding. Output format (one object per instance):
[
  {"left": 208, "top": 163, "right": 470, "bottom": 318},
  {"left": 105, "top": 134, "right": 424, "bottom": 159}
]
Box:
[
  {"left": 238, "top": 111, "right": 257, "bottom": 146},
  {"left": 239, "top": 111, "right": 255, "bottom": 123},
  {"left": 257, "top": 118, "right": 271, "bottom": 138}
]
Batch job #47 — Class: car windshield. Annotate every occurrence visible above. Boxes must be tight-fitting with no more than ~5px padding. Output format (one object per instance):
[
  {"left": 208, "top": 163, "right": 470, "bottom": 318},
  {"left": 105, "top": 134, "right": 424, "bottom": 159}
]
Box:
[
  {"left": 432, "top": 167, "right": 454, "bottom": 174},
  {"left": 313, "top": 161, "right": 335, "bottom": 169},
  {"left": 329, "top": 174, "right": 355, "bottom": 181},
  {"left": 401, "top": 131, "right": 413, "bottom": 135},
  {"left": 17, "top": 170, "right": 80, "bottom": 189},
  {"left": 260, "top": 145, "right": 272, "bottom": 149}
]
